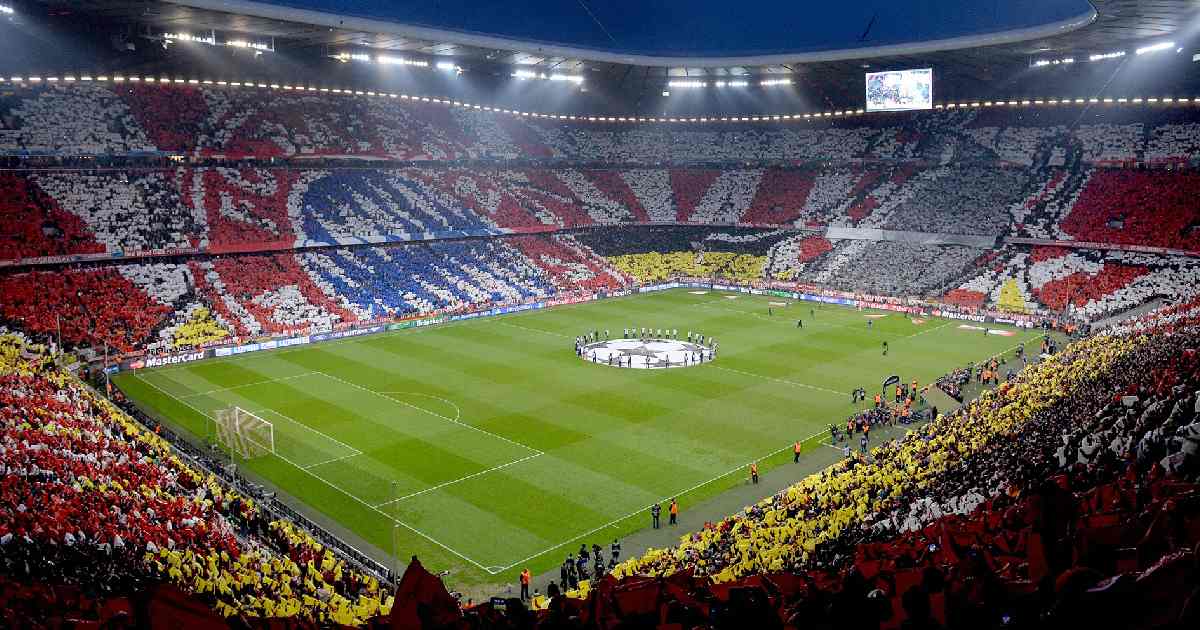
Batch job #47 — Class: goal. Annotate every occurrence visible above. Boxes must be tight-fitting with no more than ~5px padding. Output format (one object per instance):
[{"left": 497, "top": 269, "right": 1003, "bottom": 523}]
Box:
[{"left": 215, "top": 407, "right": 275, "bottom": 459}]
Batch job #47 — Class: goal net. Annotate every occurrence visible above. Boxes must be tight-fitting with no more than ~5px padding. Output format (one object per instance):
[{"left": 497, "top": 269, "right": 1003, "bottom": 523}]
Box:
[{"left": 215, "top": 407, "right": 275, "bottom": 459}]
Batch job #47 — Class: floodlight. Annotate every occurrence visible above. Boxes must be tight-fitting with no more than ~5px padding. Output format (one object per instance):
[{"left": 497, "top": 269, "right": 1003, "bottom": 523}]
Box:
[{"left": 1135, "top": 41, "right": 1174, "bottom": 55}]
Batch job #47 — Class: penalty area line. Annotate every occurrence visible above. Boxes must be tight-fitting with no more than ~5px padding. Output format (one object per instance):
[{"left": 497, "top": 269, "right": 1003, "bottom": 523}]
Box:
[
  {"left": 316, "top": 371, "right": 543, "bottom": 456},
  {"left": 129, "top": 373, "right": 495, "bottom": 574},
  {"left": 373, "top": 452, "right": 544, "bottom": 508}
]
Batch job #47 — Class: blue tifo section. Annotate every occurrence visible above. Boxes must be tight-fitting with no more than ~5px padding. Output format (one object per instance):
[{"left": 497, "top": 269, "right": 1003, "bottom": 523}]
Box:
[
  {"left": 245, "top": 0, "right": 1091, "bottom": 57},
  {"left": 305, "top": 241, "right": 554, "bottom": 317},
  {"left": 297, "top": 170, "right": 503, "bottom": 247}
]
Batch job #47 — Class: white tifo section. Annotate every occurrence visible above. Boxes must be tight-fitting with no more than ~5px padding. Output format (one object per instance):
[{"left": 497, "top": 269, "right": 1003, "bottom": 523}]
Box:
[
  {"left": 621, "top": 169, "right": 675, "bottom": 221},
  {"left": 34, "top": 171, "right": 195, "bottom": 252},
  {"left": 555, "top": 169, "right": 635, "bottom": 224},
  {"left": 0, "top": 86, "right": 155, "bottom": 154},
  {"left": 687, "top": 170, "right": 763, "bottom": 224}
]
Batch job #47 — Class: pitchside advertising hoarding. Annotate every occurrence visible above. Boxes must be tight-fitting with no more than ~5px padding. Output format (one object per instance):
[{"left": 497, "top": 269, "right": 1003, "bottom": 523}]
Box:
[
  {"left": 112, "top": 283, "right": 1042, "bottom": 372},
  {"left": 865, "top": 68, "right": 933, "bottom": 112}
]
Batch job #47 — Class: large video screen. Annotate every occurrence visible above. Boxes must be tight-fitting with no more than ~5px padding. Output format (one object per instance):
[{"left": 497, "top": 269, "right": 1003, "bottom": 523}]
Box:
[{"left": 865, "top": 68, "right": 933, "bottom": 112}]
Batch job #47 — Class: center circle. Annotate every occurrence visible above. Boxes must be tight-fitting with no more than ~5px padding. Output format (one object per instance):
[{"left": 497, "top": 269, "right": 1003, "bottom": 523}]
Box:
[{"left": 580, "top": 338, "right": 714, "bottom": 369}]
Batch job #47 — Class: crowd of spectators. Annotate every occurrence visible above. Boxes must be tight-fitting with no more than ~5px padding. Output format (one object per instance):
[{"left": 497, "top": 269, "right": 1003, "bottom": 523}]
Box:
[
  {"left": 32, "top": 171, "right": 200, "bottom": 254},
  {"left": 798, "top": 241, "right": 984, "bottom": 297},
  {"left": 0, "top": 172, "right": 103, "bottom": 261},
  {"left": 1, "top": 161, "right": 1198, "bottom": 263},
  {"left": 0, "top": 334, "right": 393, "bottom": 625},
  {"left": 6, "top": 83, "right": 1197, "bottom": 166},
  {"left": 1058, "top": 169, "right": 1200, "bottom": 252},
  {"left": 948, "top": 246, "right": 1200, "bottom": 322},
  {"left": 595, "top": 316, "right": 1199, "bottom": 628},
  {"left": 883, "top": 166, "right": 1030, "bottom": 236}
]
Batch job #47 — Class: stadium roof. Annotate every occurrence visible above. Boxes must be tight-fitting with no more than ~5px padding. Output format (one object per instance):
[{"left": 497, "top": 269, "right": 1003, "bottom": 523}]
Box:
[
  {"left": 163, "top": 0, "right": 1100, "bottom": 65},
  {"left": 14, "top": 1, "right": 1200, "bottom": 113},
  {"left": 54, "top": 1, "right": 1196, "bottom": 75}
]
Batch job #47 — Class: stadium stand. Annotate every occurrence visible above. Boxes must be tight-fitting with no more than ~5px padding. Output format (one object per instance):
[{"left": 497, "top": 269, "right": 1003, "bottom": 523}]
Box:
[
  {"left": 604, "top": 319, "right": 1200, "bottom": 628},
  {"left": 0, "top": 172, "right": 102, "bottom": 260},
  {"left": 1058, "top": 169, "right": 1200, "bottom": 252},
  {"left": 4, "top": 76, "right": 1200, "bottom": 628},
  {"left": 0, "top": 334, "right": 393, "bottom": 625}
]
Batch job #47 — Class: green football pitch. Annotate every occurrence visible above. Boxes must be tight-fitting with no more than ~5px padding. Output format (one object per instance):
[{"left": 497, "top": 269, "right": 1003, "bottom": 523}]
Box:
[{"left": 114, "top": 289, "right": 1043, "bottom": 590}]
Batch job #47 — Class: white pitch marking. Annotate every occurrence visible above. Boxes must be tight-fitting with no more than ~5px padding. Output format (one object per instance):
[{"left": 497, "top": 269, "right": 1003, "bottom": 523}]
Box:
[
  {"left": 303, "top": 452, "right": 367, "bottom": 470},
  {"left": 179, "top": 371, "right": 321, "bottom": 398},
  {"left": 378, "top": 392, "right": 463, "bottom": 422},
  {"left": 901, "top": 320, "right": 953, "bottom": 339},
  {"left": 710, "top": 364, "right": 847, "bottom": 397},
  {"left": 493, "top": 426, "right": 830, "bottom": 573},
  {"left": 130, "top": 372, "right": 494, "bottom": 573},
  {"left": 251, "top": 407, "right": 363, "bottom": 458},
  {"left": 373, "top": 452, "right": 543, "bottom": 508},
  {"left": 500, "top": 321, "right": 572, "bottom": 339},
  {"left": 315, "top": 372, "right": 543, "bottom": 455}
]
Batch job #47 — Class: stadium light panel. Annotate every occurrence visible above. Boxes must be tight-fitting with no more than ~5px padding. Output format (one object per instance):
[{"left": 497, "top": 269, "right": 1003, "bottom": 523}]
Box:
[
  {"left": 0, "top": 5, "right": 15, "bottom": 16},
  {"left": 667, "top": 80, "right": 706, "bottom": 88},
  {"left": 1135, "top": 41, "right": 1174, "bottom": 55},
  {"left": 1089, "top": 51, "right": 1125, "bottom": 61},
  {"left": 377, "top": 55, "right": 427, "bottom": 67},
  {"left": 760, "top": 78, "right": 792, "bottom": 86}
]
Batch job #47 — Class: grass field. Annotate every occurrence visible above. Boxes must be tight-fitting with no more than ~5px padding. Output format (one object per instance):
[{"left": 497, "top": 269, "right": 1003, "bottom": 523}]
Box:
[{"left": 114, "top": 289, "right": 1044, "bottom": 591}]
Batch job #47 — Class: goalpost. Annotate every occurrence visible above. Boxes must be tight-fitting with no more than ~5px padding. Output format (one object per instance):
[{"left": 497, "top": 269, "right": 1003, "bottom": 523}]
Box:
[{"left": 215, "top": 407, "right": 275, "bottom": 459}]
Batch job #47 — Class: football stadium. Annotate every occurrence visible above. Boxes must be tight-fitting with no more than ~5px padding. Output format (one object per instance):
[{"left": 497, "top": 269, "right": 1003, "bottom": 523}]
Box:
[{"left": 1, "top": 1, "right": 1199, "bottom": 628}]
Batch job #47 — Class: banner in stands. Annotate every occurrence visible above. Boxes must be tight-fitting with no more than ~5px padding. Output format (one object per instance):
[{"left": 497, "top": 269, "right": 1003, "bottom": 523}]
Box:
[
  {"left": 121, "top": 350, "right": 209, "bottom": 371},
  {"left": 547, "top": 294, "right": 593, "bottom": 307},
  {"left": 796, "top": 293, "right": 856, "bottom": 306},
  {"left": 826, "top": 226, "right": 998, "bottom": 248},
  {"left": 932, "top": 309, "right": 987, "bottom": 323},
  {"left": 3, "top": 247, "right": 203, "bottom": 267},
  {"left": 856, "top": 300, "right": 919, "bottom": 314},
  {"left": 310, "top": 325, "right": 386, "bottom": 342},
  {"left": 388, "top": 317, "right": 446, "bottom": 331},
  {"left": 114, "top": 281, "right": 1049, "bottom": 372},
  {"left": 638, "top": 283, "right": 678, "bottom": 293},
  {"left": 1004, "top": 237, "right": 1200, "bottom": 258}
]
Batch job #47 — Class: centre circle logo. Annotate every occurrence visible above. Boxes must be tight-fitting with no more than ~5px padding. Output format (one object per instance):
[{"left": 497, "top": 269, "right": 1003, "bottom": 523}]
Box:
[{"left": 580, "top": 338, "right": 714, "bottom": 369}]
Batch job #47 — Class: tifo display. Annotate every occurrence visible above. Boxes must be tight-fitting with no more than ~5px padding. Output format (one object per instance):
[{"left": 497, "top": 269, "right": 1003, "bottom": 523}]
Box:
[{"left": 1, "top": 27, "right": 1200, "bottom": 628}]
